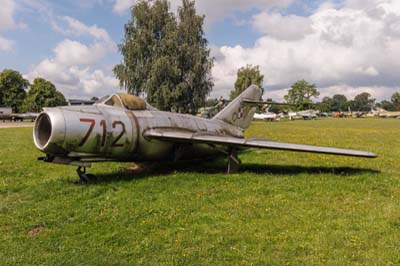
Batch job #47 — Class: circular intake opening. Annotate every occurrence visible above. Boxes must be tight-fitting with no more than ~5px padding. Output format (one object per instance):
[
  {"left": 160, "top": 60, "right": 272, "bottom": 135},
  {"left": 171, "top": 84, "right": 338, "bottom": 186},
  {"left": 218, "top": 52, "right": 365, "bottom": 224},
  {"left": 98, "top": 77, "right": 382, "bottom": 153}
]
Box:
[{"left": 34, "top": 113, "right": 52, "bottom": 149}]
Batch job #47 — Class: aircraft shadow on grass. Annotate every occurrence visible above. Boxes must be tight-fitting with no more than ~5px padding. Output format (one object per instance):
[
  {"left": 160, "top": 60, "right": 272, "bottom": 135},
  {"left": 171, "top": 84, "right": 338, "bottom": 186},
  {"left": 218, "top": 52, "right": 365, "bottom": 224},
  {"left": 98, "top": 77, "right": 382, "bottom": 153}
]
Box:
[{"left": 81, "top": 160, "right": 380, "bottom": 184}]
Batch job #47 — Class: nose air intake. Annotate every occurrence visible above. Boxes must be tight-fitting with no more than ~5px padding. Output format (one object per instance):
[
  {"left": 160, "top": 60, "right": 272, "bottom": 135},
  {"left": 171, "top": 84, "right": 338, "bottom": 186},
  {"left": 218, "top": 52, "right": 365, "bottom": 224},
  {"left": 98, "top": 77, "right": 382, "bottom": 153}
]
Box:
[
  {"left": 34, "top": 113, "right": 52, "bottom": 149},
  {"left": 33, "top": 109, "right": 66, "bottom": 154}
]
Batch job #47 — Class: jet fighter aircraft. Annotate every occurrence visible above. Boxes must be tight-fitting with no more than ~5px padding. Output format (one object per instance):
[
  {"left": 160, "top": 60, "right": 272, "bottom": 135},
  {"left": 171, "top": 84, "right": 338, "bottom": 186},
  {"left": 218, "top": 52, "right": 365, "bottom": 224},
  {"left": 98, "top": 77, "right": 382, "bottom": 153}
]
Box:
[
  {"left": 253, "top": 111, "right": 281, "bottom": 121},
  {"left": 33, "top": 85, "right": 377, "bottom": 182},
  {"left": 376, "top": 108, "right": 400, "bottom": 118},
  {"left": 289, "top": 110, "right": 319, "bottom": 120}
]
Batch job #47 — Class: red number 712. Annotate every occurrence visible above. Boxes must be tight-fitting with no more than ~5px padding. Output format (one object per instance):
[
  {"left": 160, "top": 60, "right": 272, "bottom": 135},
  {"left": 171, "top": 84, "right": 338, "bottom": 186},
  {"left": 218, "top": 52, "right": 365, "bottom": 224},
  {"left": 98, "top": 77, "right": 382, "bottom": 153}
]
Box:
[{"left": 79, "top": 118, "right": 126, "bottom": 147}]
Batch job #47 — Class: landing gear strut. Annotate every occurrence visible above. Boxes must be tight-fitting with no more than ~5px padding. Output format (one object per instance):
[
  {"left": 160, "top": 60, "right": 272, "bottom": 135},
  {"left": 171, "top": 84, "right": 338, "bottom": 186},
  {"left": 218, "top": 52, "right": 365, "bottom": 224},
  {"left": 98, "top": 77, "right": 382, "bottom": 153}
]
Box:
[
  {"left": 76, "top": 166, "right": 97, "bottom": 183},
  {"left": 227, "top": 148, "right": 241, "bottom": 174}
]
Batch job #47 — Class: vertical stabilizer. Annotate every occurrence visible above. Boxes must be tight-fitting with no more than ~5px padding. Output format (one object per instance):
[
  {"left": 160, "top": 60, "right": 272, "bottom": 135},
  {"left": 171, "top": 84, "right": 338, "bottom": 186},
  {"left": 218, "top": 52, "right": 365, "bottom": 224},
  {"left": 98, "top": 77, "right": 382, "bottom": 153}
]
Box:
[{"left": 213, "top": 85, "right": 262, "bottom": 130}]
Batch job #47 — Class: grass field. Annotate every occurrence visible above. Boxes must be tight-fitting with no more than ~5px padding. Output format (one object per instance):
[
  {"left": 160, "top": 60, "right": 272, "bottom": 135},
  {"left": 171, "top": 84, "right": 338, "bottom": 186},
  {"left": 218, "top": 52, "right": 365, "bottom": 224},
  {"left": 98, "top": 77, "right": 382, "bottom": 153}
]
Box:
[{"left": 0, "top": 118, "right": 399, "bottom": 265}]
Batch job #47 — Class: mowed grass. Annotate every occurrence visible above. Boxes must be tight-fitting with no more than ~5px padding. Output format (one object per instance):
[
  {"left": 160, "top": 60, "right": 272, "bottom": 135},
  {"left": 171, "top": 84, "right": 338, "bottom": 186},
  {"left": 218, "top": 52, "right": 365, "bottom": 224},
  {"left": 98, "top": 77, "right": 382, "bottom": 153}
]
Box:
[{"left": 0, "top": 118, "right": 399, "bottom": 265}]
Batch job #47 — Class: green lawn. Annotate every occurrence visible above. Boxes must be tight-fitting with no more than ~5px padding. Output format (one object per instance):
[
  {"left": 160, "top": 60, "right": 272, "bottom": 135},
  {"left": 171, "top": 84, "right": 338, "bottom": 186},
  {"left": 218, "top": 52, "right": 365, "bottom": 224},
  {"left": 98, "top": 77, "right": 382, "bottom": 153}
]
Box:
[{"left": 1, "top": 118, "right": 399, "bottom": 265}]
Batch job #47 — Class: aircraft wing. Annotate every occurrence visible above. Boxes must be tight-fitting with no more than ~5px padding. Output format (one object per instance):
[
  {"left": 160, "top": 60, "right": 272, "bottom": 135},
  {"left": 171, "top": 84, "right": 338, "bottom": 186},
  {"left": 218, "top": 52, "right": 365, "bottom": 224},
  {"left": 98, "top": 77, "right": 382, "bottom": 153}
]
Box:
[{"left": 144, "top": 129, "right": 377, "bottom": 158}]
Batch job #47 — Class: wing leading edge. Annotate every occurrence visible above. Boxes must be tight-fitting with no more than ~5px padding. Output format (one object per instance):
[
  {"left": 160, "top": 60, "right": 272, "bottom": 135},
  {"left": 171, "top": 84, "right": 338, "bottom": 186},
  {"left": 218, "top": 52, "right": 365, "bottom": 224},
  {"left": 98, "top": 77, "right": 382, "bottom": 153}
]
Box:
[{"left": 144, "top": 129, "right": 377, "bottom": 158}]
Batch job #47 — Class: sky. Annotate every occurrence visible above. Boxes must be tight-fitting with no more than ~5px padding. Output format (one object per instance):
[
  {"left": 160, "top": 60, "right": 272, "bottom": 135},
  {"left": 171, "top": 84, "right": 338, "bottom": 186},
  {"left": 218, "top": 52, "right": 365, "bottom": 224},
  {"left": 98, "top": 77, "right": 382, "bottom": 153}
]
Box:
[{"left": 1, "top": 0, "right": 400, "bottom": 101}]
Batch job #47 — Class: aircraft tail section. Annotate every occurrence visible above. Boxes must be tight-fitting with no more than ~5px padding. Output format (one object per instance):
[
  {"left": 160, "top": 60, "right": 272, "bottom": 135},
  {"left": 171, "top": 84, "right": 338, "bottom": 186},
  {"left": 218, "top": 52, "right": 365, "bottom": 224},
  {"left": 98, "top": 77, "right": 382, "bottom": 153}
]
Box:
[{"left": 213, "top": 85, "right": 262, "bottom": 130}]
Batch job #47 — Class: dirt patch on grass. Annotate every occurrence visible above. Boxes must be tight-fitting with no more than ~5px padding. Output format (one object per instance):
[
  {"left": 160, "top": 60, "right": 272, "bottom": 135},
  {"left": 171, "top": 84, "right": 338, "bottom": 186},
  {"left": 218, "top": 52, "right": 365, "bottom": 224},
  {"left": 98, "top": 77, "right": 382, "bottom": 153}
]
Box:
[{"left": 28, "top": 226, "right": 45, "bottom": 237}]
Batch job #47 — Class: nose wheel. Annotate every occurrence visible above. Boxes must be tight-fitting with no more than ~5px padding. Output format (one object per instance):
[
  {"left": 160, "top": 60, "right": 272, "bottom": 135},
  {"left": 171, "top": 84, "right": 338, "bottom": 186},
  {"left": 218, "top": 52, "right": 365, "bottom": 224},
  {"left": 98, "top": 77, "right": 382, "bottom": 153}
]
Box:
[{"left": 76, "top": 166, "right": 97, "bottom": 183}]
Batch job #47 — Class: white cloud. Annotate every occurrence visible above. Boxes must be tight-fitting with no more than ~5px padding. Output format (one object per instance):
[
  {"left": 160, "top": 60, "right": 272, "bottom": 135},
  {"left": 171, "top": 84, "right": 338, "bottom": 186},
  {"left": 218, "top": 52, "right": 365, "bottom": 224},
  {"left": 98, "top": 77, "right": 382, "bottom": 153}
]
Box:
[
  {"left": 190, "top": 0, "right": 294, "bottom": 25},
  {"left": 113, "top": 0, "right": 134, "bottom": 14},
  {"left": 211, "top": 0, "right": 400, "bottom": 101},
  {"left": 57, "top": 16, "right": 113, "bottom": 42},
  {"left": 0, "top": 0, "right": 24, "bottom": 32},
  {"left": 112, "top": 0, "right": 294, "bottom": 24},
  {"left": 26, "top": 17, "right": 118, "bottom": 97},
  {"left": 320, "top": 85, "right": 392, "bottom": 101},
  {"left": 47, "top": 16, "right": 116, "bottom": 67},
  {"left": 53, "top": 39, "right": 113, "bottom": 66},
  {"left": 0, "top": 36, "right": 14, "bottom": 51},
  {"left": 0, "top": 0, "right": 26, "bottom": 52},
  {"left": 252, "top": 12, "right": 313, "bottom": 40}
]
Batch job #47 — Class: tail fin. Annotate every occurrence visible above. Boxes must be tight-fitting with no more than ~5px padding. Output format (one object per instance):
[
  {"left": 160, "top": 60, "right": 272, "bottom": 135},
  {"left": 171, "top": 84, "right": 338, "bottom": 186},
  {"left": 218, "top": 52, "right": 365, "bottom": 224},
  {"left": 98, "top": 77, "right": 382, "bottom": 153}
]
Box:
[{"left": 213, "top": 85, "right": 262, "bottom": 130}]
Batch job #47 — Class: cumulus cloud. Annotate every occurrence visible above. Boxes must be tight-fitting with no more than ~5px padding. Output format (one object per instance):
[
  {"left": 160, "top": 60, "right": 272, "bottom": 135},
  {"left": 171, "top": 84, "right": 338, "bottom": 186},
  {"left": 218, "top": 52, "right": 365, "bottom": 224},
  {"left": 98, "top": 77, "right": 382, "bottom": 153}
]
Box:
[
  {"left": 0, "top": 0, "right": 25, "bottom": 52},
  {"left": 26, "top": 17, "right": 118, "bottom": 97},
  {"left": 252, "top": 12, "right": 313, "bottom": 40},
  {"left": 49, "top": 17, "right": 116, "bottom": 67},
  {"left": 211, "top": 0, "right": 400, "bottom": 101},
  {"left": 112, "top": 0, "right": 294, "bottom": 24},
  {"left": 113, "top": 0, "right": 134, "bottom": 14},
  {"left": 0, "top": 0, "right": 25, "bottom": 32},
  {"left": 189, "top": 0, "right": 294, "bottom": 25},
  {"left": 0, "top": 36, "right": 14, "bottom": 51},
  {"left": 55, "top": 16, "right": 114, "bottom": 42}
]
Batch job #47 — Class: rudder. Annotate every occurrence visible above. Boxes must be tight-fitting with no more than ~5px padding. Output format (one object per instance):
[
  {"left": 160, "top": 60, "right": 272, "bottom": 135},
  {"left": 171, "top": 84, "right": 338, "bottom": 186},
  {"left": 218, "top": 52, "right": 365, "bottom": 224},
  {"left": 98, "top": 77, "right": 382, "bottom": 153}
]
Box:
[{"left": 213, "top": 85, "right": 262, "bottom": 130}]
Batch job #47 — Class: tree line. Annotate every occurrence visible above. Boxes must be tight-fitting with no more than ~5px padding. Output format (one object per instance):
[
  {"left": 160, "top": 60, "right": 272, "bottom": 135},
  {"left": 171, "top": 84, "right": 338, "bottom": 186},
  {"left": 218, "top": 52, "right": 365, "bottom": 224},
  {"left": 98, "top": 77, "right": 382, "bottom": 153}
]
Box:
[
  {"left": 0, "top": 69, "right": 66, "bottom": 113},
  {"left": 281, "top": 80, "right": 400, "bottom": 113}
]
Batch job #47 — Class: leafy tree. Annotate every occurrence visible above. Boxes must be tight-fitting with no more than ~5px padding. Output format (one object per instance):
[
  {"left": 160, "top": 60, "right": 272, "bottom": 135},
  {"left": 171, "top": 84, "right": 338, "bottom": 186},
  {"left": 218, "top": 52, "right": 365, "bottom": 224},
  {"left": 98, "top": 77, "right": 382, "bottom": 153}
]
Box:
[
  {"left": 377, "top": 100, "right": 396, "bottom": 111},
  {"left": 205, "top": 98, "right": 219, "bottom": 107},
  {"left": 268, "top": 104, "right": 281, "bottom": 114},
  {"left": 391, "top": 92, "right": 400, "bottom": 110},
  {"left": 114, "top": 0, "right": 213, "bottom": 113},
  {"left": 284, "top": 80, "right": 319, "bottom": 110},
  {"left": 315, "top": 102, "right": 331, "bottom": 112},
  {"left": 331, "top": 94, "right": 348, "bottom": 112},
  {"left": 175, "top": 0, "right": 214, "bottom": 112},
  {"left": 350, "top": 92, "right": 375, "bottom": 112},
  {"left": 22, "top": 78, "right": 67, "bottom": 112},
  {"left": 230, "top": 65, "right": 264, "bottom": 100},
  {"left": 0, "top": 69, "right": 29, "bottom": 112}
]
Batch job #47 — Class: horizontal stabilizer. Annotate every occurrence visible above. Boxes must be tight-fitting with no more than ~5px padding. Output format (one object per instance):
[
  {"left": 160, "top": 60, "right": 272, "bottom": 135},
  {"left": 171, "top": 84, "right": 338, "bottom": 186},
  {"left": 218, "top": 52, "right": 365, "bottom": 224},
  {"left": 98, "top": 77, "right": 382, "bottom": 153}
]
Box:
[{"left": 144, "top": 129, "right": 377, "bottom": 158}]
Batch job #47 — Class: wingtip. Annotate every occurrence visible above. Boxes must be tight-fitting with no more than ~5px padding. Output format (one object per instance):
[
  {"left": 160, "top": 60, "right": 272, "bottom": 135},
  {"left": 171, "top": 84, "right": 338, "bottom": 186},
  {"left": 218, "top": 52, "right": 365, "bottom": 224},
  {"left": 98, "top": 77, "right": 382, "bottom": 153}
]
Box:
[
  {"left": 361, "top": 151, "right": 378, "bottom": 158},
  {"left": 370, "top": 153, "right": 378, "bottom": 158}
]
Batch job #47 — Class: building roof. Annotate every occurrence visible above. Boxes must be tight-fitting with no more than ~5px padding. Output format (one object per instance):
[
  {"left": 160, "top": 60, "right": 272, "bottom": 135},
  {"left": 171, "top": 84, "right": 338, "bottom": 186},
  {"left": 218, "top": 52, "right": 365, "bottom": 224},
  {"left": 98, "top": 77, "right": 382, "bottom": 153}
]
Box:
[{"left": 67, "top": 99, "right": 96, "bottom": 105}]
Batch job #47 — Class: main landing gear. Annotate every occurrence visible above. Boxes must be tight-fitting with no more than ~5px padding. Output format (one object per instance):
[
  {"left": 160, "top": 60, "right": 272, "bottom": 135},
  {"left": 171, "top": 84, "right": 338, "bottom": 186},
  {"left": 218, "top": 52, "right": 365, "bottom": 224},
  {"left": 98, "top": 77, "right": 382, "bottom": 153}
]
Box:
[
  {"left": 76, "top": 166, "right": 97, "bottom": 183},
  {"left": 227, "top": 148, "right": 241, "bottom": 174}
]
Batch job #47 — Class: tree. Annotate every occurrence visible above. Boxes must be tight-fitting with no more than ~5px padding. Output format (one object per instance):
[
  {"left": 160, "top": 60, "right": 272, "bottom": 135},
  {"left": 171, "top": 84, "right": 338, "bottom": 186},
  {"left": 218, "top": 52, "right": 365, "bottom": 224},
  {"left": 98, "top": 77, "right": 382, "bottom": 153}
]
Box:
[
  {"left": 114, "top": 0, "right": 213, "bottom": 113},
  {"left": 174, "top": 0, "right": 214, "bottom": 113},
  {"left": 350, "top": 92, "right": 375, "bottom": 112},
  {"left": 315, "top": 102, "right": 331, "bottom": 112},
  {"left": 331, "top": 94, "right": 348, "bottom": 112},
  {"left": 205, "top": 98, "right": 219, "bottom": 107},
  {"left": 284, "top": 80, "right": 319, "bottom": 110},
  {"left": 377, "top": 100, "right": 396, "bottom": 111},
  {"left": 0, "top": 69, "right": 29, "bottom": 113},
  {"left": 22, "top": 78, "right": 67, "bottom": 112},
  {"left": 391, "top": 92, "right": 400, "bottom": 110},
  {"left": 230, "top": 65, "right": 264, "bottom": 100}
]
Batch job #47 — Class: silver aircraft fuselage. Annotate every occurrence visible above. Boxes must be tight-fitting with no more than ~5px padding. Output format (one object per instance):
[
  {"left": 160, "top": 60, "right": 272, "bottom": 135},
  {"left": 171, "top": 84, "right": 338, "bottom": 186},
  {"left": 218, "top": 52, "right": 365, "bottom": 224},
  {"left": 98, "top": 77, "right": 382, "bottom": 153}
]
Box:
[{"left": 34, "top": 104, "right": 243, "bottom": 164}]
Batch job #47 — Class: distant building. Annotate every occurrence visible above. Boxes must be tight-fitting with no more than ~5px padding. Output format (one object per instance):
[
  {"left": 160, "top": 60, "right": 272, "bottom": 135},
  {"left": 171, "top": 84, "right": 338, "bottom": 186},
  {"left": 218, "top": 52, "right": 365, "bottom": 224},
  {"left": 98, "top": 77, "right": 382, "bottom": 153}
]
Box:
[
  {"left": 67, "top": 99, "right": 96, "bottom": 106},
  {"left": 0, "top": 106, "right": 12, "bottom": 115}
]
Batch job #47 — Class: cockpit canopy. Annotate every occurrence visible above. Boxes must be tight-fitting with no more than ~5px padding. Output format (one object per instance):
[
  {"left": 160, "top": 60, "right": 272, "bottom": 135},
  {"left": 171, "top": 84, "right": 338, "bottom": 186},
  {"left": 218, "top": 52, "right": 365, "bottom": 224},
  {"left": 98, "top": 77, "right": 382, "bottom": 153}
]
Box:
[{"left": 102, "top": 94, "right": 156, "bottom": 111}]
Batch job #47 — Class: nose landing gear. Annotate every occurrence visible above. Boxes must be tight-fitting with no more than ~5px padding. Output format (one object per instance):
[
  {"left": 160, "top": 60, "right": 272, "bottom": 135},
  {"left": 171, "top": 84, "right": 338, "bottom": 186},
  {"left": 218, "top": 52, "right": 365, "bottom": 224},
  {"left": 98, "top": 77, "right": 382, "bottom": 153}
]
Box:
[{"left": 76, "top": 166, "right": 97, "bottom": 183}]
